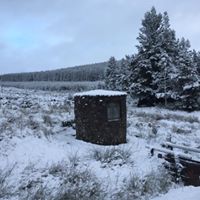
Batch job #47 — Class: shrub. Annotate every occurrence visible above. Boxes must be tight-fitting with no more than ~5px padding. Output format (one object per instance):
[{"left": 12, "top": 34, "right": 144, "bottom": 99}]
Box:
[
  {"left": 49, "top": 154, "right": 80, "bottom": 177},
  {"left": 19, "top": 179, "right": 53, "bottom": 200},
  {"left": 57, "top": 101, "right": 72, "bottom": 112},
  {"left": 27, "top": 117, "right": 40, "bottom": 130},
  {"left": 49, "top": 162, "right": 66, "bottom": 176},
  {"left": 68, "top": 153, "right": 80, "bottom": 168},
  {"left": 41, "top": 127, "right": 54, "bottom": 139},
  {"left": 17, "top": 160, "right": 104, "bottom": 200},
  {"left": 17, "top": 163, "right": 53, "bottom": 200},
  {"left": 48, "top": 161, "right": 104, "bottom": 200},
  {"left": 55, "top": 168, "right": 104, "bottom": 200},
  {"left": 114, "top": 167, "right": 173, "bottom": 200},
  {"left": 91, "top": 147, "right": 132, "bottom": 167},
  {"left": 0, "top": 164, "right": 16, "bottom": 199},
  {"left": 42, "top": 115, "right": 53, "bottom": 127},
  {"left": 171, "top": 125, "right": 191, "bottom": 134},
  {"left": 141, "top": 168, "right": 172, "bottom": 196}
]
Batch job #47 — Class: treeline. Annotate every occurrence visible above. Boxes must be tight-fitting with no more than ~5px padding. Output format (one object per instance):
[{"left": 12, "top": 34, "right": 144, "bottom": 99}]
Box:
[
  {"left": 0, "top": 62, "right": 107, "bottom": 82},
  {"left": 105, "top": 7, "right": 200, "bottom": 111}
]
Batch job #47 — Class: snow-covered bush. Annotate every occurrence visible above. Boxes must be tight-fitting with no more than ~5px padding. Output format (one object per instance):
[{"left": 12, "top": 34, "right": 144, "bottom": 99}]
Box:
[
  {"left": 49, "top": 154, "right": 81, "bottom": 176},
  {"left": 91, "top": 147, "right": 132, "bottom": 167},
  {"left": 141, "top": 168, "right": 172, "bottom": 196},
  {"left": 171, "top": 125, "right": 191, "bottom": 135},
  {"left": 18, "top": 164, "right": 53, "bottom": 200},
  {"left": 68, "top": 153, "right": 80, "bottom": 168},
  {"left": 42, "top": 115, "right": 53, "bottom": 127},
  {"left": 131, "top": 121, "right": 158, "bottom": 140},
  {"left": 40, "top": 126, "right": 54, "bottom": 139},
  {"left": 18, "top": 158, "right": 104, "bottom": 200},
  {"left": 19, "top": 181, "right": 51, "bottom": 200},
  {"left": 48, "top": 161, "right": 104, "bottom": 200},
  {"left": 0, "top": 165, "right": 15, "bottom": 199},
  {"left": 54, "top": 168, "right": 104, "bottom": 200},
  {"left": 28, "top": 185, "right": 50, "bottom": 200},
  {"left": 27, "top": 116, "right": 40, "bottom": 130},
  {"left": 114, "top": 167, "right": 173, "bottom": 200},
  {"left": 113, "top": 174, "right": 142, "bottom": 200},
  {"left": 0, "top": 121, "right": 10, "bottom": 135},
  {"left": 55, "top": 100, "right": 72, "bottom": 113}
]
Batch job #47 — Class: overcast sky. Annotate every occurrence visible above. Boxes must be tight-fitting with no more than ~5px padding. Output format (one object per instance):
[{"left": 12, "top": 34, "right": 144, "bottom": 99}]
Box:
[{"left": 0, "top": 0, "right": 200, "bottom": 74}]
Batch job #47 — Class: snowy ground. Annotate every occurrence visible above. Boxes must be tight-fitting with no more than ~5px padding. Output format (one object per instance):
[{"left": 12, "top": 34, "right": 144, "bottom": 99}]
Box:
[
  {"left": 152, "top": 186, "right": 200, "bottom": 200},
  {"left": 0, "top": 87, "right": 200, "bottom": 199}
]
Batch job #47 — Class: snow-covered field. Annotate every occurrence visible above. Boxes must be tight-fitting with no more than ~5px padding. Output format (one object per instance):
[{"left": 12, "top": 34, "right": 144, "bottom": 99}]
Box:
[
  {"left": 0, "top": 86, "right": 200, "bottom": 199},
  {"left": 0, "top": 81, "right": 104, "bottom": 92}
]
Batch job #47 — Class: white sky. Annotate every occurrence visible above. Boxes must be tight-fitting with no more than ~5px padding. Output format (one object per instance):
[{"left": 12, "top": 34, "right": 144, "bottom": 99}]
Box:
[{"left": 0, "top": 0, "right": 200, "bottom": 74}]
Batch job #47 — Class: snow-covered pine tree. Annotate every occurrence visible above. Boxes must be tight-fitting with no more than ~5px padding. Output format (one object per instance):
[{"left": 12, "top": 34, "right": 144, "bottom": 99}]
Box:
[
  {"left": 176, "top": 38, "right": 200, "bottom": 110},
  {"left": 115, "top": 56, "right": 131, "bottom": 91},
  {"left": 176, "top": 38, "right": 195, "bottom": 88},
  {"left": 104, "top": 56, "right": 119, "bottom": 90},
  {"left": 192, "top": 50, "right": 200, "bottom": 77},
  {"left": 130, "top": 53, "right": 155, "bottom": 105},
  {"left": 155, "top": 51, "right": 172, "bottom": 105},
  {"left": 130, "top": 7, "right": 178, "bottom": 106},
  {"left": 133, "top": 7, "right": 162, "bottom": 103},
  {"left": 154, "top": 12, "right": 179, "bottom": 105}
]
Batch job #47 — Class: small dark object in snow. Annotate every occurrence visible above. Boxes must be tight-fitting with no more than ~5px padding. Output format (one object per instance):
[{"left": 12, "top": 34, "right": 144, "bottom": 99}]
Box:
[{"left": 62, "top": 120, "right": 75, "bottom": 129}]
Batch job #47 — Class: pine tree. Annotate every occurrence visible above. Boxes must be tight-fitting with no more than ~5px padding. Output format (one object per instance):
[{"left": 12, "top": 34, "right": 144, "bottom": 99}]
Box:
[
  {"left": 192, "top": 50, "right": 200, "bottom": 76},
  {"left": 130, "top": 53, "right": 154, "bottom": 101},
  {"left": 103, "top": 7, "right": 200, "bottom": 110},
  {"left": 115, "top": 56, "right": 131, "bottom": 91},
  {"left": 176, "top": 38, "right": 196, "bottom": 88},
  {"left": 135, "top": 7, "right": 162, "bottom": 100},
  {"left": 176, "top": 38, "right": 200, "bottom": 110},
  {"left": 155, "top": 51, "right": 171, "bottom": 105},
  {"left": 104, "top": 56, "right": 119, "bottom": 90},
  {"left": 130, "top": 7, "right": 178, "bottom": 105},
  {"left": 136, "top": 7, "right": 163, "bottom": 53},
  {"left": 155, "top": 12, "right": 179, "bottom": 104}
]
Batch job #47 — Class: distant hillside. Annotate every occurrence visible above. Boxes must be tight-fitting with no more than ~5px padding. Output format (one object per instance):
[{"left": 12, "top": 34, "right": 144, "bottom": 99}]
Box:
[{"left": 0, "top": 62, "right": 107, "bottom": 82}]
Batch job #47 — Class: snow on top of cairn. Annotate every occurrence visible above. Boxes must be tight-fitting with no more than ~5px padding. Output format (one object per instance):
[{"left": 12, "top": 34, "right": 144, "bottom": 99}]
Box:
[{"left": 74, "top": 89, "right": 127, "bottom": 97}]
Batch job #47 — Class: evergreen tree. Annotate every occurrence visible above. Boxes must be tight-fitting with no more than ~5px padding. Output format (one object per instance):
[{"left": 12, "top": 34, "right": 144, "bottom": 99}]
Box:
[
  {"left": 130, "top": 53, "right": 155, "bottom": 102},
  {"left": 176, "top": 38, "right": 194, "bottom": 88},
  {"left": 130, "top": 7, "right": 178, "bottom": 105},
  {"left": 176, "top": 38, "right": 200, "bottom": 110},
  {"left": 104, "top": 56, "right": 119, "bottom": 90},
  {"left": 192, "top": 50, "right": 200, "bottom": 76},
  {"left": 155, "top": 51, "right": 172, "bottom": 105},
  {"left": 154, "top": 12, "right": 177, "bottom": 104},
  {"left": 103, "top": 7, "right": 200, "bottom": 110},
  {"left": 115, "top": 56, "right": 131, "bottom": 91},
  {"left": 135, "top": 7, "right": 163, "bottom": 100}
]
